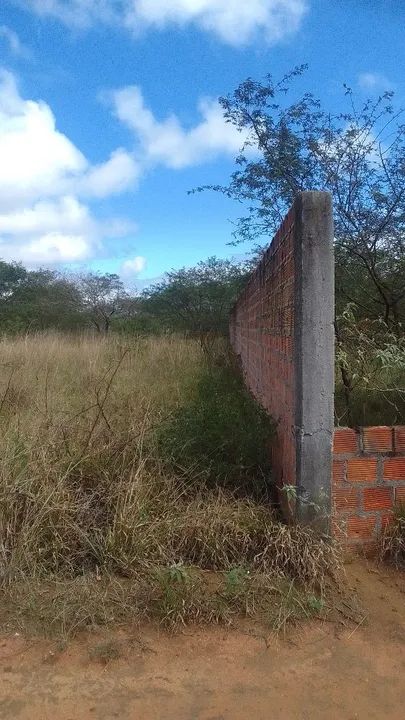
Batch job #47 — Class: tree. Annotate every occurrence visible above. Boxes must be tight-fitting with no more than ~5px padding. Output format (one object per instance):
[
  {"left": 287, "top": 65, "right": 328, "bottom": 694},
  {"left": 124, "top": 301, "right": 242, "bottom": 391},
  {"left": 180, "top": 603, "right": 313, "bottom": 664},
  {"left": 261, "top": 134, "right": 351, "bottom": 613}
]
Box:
[
  {"left": 143, "top": 257, "right": 250, "bottom": 350},
  {"left": 335, "top": 304, "right": 405, "bottom": 427},
  {"left": 0, "top": 261, "right": 27, "bottom": 300},
  {"left": 77, "top": 272, "right": 128, "bottom": 334},
  {"left": 197, "top": 65, "right": 405, "bottom": 329},
  {"left": 0, "top": 262, "right": 84, "bottom": 333}
]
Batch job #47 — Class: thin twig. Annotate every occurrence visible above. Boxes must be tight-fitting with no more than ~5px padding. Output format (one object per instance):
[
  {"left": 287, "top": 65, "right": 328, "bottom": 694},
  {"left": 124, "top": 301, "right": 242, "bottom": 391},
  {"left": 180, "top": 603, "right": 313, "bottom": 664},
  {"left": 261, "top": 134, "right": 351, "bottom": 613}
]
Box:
[
  {"left": 0, "top": 365, "right": 16, "bottom": 415},
  {"left": 79, "top": 348, "right": 130, "bottom": 459},
  {"left": 346, "top": 614, "right": 367, "bottom": 639}
]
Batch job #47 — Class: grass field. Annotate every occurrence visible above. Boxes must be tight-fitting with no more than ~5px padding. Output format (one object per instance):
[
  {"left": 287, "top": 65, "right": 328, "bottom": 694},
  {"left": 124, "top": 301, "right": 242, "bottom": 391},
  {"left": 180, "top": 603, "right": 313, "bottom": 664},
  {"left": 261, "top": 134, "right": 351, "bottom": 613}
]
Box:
[{"left": 0, "top": 333, "right": 343, "bottom": 638}]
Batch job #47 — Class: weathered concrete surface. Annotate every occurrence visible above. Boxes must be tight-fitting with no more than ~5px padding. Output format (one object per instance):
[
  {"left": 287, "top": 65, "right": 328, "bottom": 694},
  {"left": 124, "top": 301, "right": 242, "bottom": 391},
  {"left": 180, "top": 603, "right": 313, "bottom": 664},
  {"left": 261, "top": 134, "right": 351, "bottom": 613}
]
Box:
[{"left": 294, "top": 191, "right": 334, "bottom": 531}]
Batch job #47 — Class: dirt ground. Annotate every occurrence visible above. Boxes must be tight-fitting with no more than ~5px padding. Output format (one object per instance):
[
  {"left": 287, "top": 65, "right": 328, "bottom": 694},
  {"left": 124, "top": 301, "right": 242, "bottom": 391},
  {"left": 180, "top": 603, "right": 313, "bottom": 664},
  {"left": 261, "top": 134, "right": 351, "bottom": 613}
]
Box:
[{"left": 0, "top": 559, "right": 404, "bottom": 720}]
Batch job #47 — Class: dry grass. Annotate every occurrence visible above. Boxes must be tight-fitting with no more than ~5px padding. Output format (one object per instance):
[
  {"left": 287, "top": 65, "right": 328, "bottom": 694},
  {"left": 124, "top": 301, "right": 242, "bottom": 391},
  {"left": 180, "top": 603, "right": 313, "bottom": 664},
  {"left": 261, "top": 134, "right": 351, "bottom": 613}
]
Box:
[
  {"left": 0, "top": 332, "right": 343, "bottom": 638},
  {"left": 380, "top": 504, "right": 405, "bottom": 569},
  {"left": 88, "top": 639, "right": 123, "bottom": 664}
]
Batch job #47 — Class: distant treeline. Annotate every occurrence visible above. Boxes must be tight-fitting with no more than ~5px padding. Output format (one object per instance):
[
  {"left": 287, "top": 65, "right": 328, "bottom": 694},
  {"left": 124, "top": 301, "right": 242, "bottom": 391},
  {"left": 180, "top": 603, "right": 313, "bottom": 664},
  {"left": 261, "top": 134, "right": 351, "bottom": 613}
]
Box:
[{"left": 0, "top": 257, "right": 251, "bottom": 340}]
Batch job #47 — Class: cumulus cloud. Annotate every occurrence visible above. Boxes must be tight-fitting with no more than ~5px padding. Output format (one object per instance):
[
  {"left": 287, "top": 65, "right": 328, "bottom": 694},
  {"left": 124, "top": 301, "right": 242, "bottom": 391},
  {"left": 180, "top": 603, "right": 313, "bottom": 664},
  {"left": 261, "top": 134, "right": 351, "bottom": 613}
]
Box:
[
  {"left": 0, "top": 67, "right": 252, "bottom": 268},
  {"left": 121, "top": 255, "right": 147, "bottom": 275},
  {"left": 22, "top": 0, "right": 308, "bottom": 45},
  {"left": 0, "top": 233, "right": 91, "bottom": 264},
  {"left": 358, "top": 72, "right": 393, "bottom": 91},
  {"left": 0, "top": 195, "right": 94, "bottom": 236},
  {"left": 0, "top": 197, "right": 97, "bottom": 263},
  {"left": 127, "top": 0, "right": 308, "bottom": 45},
  {"left": 111, "top": 85, "right": 246, "bottom": 169},
  {"left": 0, "top": 65, "right": 254, "bottom": 267},
  {"left": 80, "top": 149, "right": 142, "bottom": 198},
  {"left": 0, "top": 71, "right": 86, "bottom": 211},
  {"left": 0, "top": 70, "right": 138, "bottom": 266}
]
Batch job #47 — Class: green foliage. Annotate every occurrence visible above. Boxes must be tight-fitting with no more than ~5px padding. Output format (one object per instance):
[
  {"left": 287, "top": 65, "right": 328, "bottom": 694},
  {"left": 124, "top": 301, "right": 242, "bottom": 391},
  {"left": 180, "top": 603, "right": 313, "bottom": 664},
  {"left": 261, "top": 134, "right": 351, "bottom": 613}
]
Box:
[
  {"left": 112, "top": 312, "right": 165, "bottom": 336},
  {"left": 307, "top": 594, "right": 325, "bottom": 613},
  {"left": 0, "top": 256, "right": 250, "bottom": 341},
  {"left": 0, "top": 264, "right": 86, "bottom": 333},
  {"left": 335, "top": 304, "right": 405, "bottom": 425},
  {"left": 164, "top": 563, "right": 191, "bottom": 584},
  {"left": 198, "top": 65, "right": 405, "bottom": 328},
  {"left": 0, "top": 260, "right": 27, "bottom": 299},
  {"left": 77, "top": 272, "right": 129, "bottom": 334},
  {"left": 143, "top": 256, "right": 251, "bottom": 347},
  {"left": 156, "top": 352, "right": 275, "bottom": 496},
  {"left": 224, "top": 567, "right": 250, "bottom": 598},
  {"left": 150, "top": 564, "right": 198, "bottom": 625}
]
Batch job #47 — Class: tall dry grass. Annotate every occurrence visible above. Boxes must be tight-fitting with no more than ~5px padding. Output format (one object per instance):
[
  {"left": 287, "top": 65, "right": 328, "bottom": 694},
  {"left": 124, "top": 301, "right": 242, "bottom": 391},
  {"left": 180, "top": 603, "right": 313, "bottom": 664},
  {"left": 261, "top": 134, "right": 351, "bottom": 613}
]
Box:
[
  {"left": 0, "top": 332, "right": 342, "bottom": 636},
  {"left": 0, "top": 332, "right": 202, "bottom": 577},
  {"left": 0, "top": 332, "right": 202, "bottom": 434},
  {"left": 380, "top": 504, "right": 405, "bottom": 569}
]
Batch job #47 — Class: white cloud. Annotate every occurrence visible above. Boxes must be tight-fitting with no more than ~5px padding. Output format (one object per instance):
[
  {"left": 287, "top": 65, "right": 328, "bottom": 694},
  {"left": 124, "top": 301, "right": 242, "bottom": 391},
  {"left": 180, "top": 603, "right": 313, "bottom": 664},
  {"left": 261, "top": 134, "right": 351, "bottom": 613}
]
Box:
[
  {"left": 0, "top": 67, "right": 252, "bottom": 267},
  {"left": 0, "top": 70, "right": 138, "bottom": 265},
  {"left": 0, "top": 25, "right": 29, "bottom": 57},
  {"left": 121, "top": 255, "right": 147, "bottom": 275},
  {"left": 80, "top": 148, "right": 142, "bottom": 198},
  {"left": 1, "top": 233, "right": 91, "bottom": 264},
  {"left": 0, "top": 70, "right": 86, "bottom": 210},
  {"left": 0, "top": 195, "right": 99, "bottom": 264},
  {"left": 0, "top": 195, "right": 94, "bottom": 236},
  {"left": 127, "top": 0, "right": 308, "bottom": 45},
  {"left": 111, "top": 85, "right": 246, "bottom": 169},
  {"left": 22, "top": 0, "right": 308, "bottom": 45},
  {"left": 358, "top": 72, "right": 393, "bottom": 91}
]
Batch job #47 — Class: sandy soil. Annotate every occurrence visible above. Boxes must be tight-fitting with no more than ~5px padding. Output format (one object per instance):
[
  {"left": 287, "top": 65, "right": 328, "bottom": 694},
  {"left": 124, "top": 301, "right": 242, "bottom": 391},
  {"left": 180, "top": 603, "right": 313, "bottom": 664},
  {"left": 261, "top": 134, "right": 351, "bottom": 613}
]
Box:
[{"left": 0, "top": 560, "right": 404, "bottom": 720}]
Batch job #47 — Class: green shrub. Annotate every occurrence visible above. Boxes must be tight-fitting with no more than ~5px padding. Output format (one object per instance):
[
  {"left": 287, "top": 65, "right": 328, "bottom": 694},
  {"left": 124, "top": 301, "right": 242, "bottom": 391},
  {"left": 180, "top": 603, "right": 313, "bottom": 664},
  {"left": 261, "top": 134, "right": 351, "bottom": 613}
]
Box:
[
  {"left": 156, "top": 354, "right": 275, "bottom": 497},
  {"left": 335, "top": 306, "right": 405, "bottom": 426}
]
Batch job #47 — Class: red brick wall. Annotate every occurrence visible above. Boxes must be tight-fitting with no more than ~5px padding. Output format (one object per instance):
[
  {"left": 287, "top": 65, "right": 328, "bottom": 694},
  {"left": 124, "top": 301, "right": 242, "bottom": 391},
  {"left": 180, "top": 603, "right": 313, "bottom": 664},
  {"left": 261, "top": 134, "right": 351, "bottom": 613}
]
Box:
[
  {"left": 230, "top": 208, "right": 296, "bottom": 505},
  {"left": 229, "top": 195, "right": 403, "bottom": 547},
  {"left": 333, "top": 426, "right": 405, "bottom": 547}
]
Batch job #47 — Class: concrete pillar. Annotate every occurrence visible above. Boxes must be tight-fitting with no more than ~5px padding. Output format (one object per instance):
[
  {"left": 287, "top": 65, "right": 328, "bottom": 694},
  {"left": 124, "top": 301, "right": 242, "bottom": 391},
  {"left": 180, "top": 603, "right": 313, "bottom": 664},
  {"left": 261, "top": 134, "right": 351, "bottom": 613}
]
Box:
[{"left": 293, "top": 192, "right": 335, "bottom": 533}]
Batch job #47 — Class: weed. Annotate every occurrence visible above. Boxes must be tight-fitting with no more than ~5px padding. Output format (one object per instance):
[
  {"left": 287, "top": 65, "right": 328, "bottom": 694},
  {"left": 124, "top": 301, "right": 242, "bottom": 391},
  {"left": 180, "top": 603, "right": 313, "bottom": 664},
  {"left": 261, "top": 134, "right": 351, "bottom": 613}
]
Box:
[
  {"left": 156, "top": 353, "right": 275, "bottom": 497},
  {"left": 307, "top": 594, "right": 326, "bottom": 613},
  {"left": 224, "top": 567, "right": 249, "bottom": 593},
  {"left": 380, "top": 504, "right": 405, "bottom": 568},
  {"left": 89, "top": 639, "right": 123, "bottom": 664}
]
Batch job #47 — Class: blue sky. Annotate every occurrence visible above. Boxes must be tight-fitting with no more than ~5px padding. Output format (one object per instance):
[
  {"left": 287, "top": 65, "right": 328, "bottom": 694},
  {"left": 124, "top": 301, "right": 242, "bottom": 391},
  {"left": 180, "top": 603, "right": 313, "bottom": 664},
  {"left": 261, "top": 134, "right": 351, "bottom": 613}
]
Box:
[{"left": 0, "top": 0, "right": 404, "bottom": 287}]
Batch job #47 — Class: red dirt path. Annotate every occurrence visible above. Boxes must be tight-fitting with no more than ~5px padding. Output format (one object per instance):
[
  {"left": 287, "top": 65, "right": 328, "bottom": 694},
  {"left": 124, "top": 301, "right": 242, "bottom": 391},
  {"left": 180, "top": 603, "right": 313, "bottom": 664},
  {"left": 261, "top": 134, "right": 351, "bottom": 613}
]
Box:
[{"left": 1, "top": 560, "right": 404, "bottom": 720}]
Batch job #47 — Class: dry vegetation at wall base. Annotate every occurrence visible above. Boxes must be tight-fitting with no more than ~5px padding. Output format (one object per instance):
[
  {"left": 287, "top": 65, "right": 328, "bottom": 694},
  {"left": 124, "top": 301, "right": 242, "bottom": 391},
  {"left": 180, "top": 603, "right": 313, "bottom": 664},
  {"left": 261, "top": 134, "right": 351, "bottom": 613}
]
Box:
[
  {"left": 0, "top": 333, "right": 345, "bottom": 638},
  {"left": 381, "top": 502, "right": 405, "bottom": 569}
]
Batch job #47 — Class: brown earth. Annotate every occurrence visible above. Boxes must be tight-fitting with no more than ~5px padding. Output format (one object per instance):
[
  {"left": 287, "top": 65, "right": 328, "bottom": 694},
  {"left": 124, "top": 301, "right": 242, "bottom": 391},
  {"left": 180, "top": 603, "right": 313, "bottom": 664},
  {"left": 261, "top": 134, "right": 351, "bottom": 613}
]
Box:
[{"left": 0, "top": 559, "right": 404, "bottom": 720}]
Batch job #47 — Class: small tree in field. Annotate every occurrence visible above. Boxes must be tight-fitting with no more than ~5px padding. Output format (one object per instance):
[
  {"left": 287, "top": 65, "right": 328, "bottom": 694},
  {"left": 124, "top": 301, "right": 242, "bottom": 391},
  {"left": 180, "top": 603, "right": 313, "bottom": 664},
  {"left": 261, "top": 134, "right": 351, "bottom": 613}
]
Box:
[
  {"left": 197, "top": 65, "right": 405, "bottom": 329},
  {"left": 78, "top": 272, "right": 128, "bottom": 334},
  {"left": 143, "top": 257, "right": 250, "bottom": 351}
]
